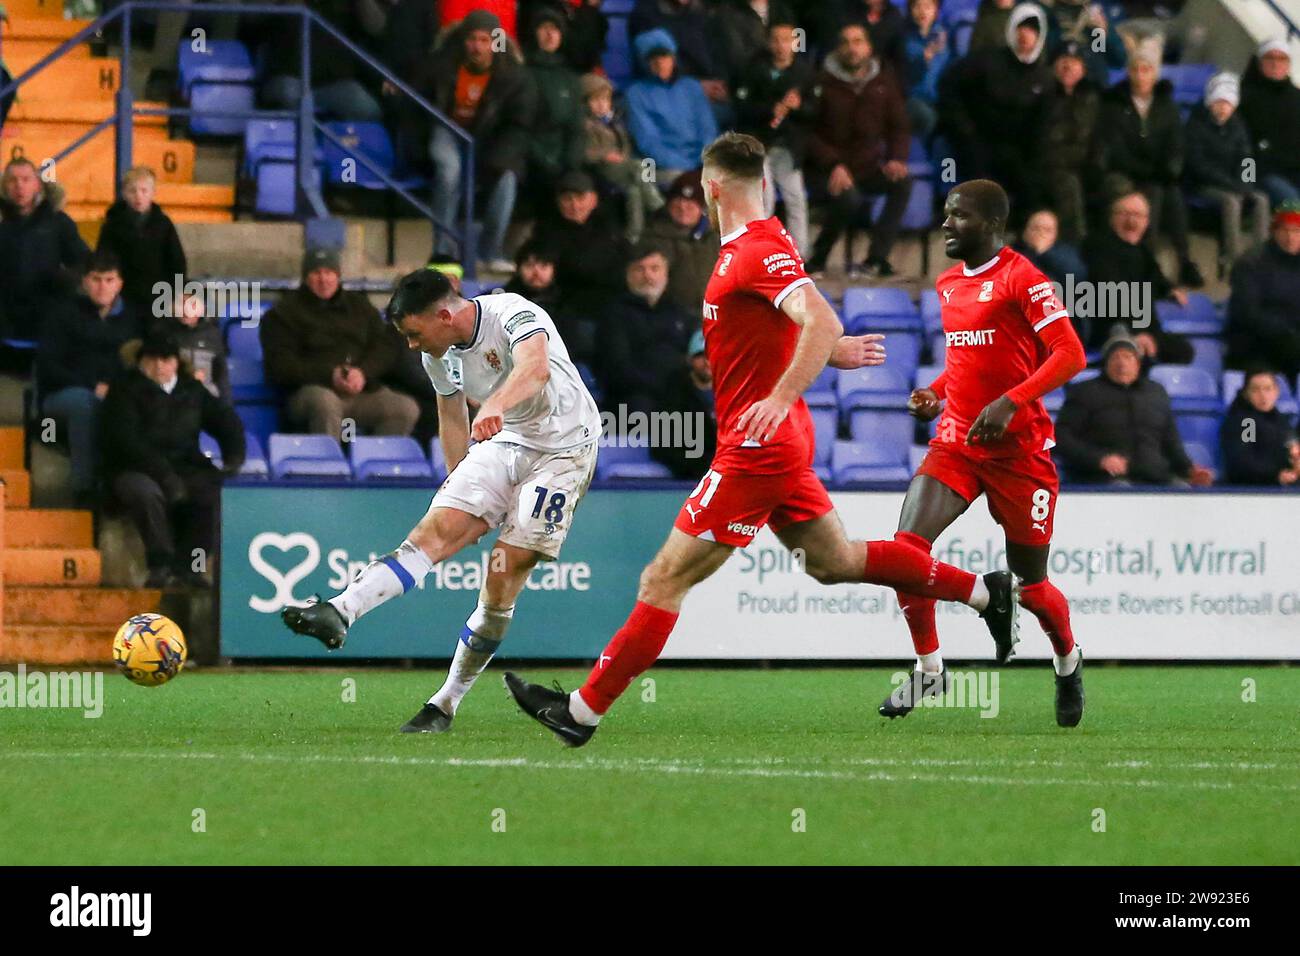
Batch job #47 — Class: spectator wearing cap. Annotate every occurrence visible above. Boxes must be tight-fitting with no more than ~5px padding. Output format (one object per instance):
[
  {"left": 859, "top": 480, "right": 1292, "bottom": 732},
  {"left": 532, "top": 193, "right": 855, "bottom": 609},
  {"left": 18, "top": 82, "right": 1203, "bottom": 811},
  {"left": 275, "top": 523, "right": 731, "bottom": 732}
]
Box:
[
  {"left": 642, "top": 171, "right": 720, "bottom": 315},
  {"left": 261, "top": 248, "right": 419, "bottom": 440},
  {"left": 1239, "top": 38, "right": 1300, "bottom": 207},
  {"left": 1227, "top": 203, "right": 1300, "bottom": 380},
  {"left": 524, "top": 6, "right": 587, "bottom": 195},
  {"left": 1219, "top": 366, "right": 1300, "bottom": 487},
  {"left": 629, "top": 0, "right": 729, "bottom": 112},
  {"left": 101, "top": 334, "right": 245, "bottom": 588},
  {"left": 532, "top": 169, "right": 630, "bottom": 317},
  {"left": 38, "top": 250, "right": 143, "bottom": 506},
  {"left": 624, "top": 29, "right": 718, "bottom": 186},
  {"left": 1094, "top": 33, "right": 1202, "bottom": 287},
  {"left": 1185, "top": 71, "right": 1271, "bottom": 269},
  {"left": 95, "top": 166, "right": 187, "bottom": 312},
  {"left": 1055, "top": 331, "right": 1213, "bottom": 486},
  {"left": 732, "top": 17, "right": 813, "bottom": 254},
  {"left": 0, "top": 158, "right": 90, "bottom": 344},
  {"left": 1081, "top": 190, "right": 1194, "bottom": 363},
  {"left": 604, "top": 244, "right": 697, "bottom": 414},
  {"left": 900, "top": 0, "right": 950, "bottom": 142},
  {"left": 580, "top": 71, "right": 665, "bottom": 242},
  {"left": 1041, "top": 40, "right": 1099, "bottom": 243},
  {"left": 412, "top": 8, "right": 537, "bottom": 273},
  {"left": 145, "top": 293, "right": 231, "bottom": 402},
  {"left": 805, "top": 22, "right": 912, "bottom": 277},
  {"left": 1040, "top": 0, "right": 1126, "bottom": 88},
  {"left": 652, "top": 327, "right": 716, "bottom": 479}
]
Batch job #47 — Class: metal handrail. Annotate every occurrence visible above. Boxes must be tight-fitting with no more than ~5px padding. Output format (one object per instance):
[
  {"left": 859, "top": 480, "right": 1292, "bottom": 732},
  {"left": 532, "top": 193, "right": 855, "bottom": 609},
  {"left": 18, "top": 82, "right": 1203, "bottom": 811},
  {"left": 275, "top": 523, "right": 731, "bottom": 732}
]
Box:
[
  {"left": 1259, "top": 0, "right": 1300, "bottom": 41},
  {"left": 0, "top": 1, "right": 476, "bottom": 273}
]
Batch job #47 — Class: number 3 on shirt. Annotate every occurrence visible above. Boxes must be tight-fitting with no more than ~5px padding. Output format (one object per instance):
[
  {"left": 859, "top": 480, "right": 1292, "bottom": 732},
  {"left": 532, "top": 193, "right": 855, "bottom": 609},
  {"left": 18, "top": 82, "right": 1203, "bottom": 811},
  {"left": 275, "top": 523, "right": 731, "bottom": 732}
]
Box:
[{"left": 689, "top": 469, "right": 724, "bottom": 508}]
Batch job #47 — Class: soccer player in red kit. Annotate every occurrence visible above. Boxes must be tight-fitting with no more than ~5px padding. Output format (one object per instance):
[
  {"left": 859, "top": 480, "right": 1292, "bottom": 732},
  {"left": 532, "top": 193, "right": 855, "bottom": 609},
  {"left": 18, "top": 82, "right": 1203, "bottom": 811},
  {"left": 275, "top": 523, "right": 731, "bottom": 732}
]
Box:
[
  {"left": 505, "top": 134, "right": 1020, "bottom": 747},
  {"left": 879, "top": 180, "right": 1088, "bottom": 727}
]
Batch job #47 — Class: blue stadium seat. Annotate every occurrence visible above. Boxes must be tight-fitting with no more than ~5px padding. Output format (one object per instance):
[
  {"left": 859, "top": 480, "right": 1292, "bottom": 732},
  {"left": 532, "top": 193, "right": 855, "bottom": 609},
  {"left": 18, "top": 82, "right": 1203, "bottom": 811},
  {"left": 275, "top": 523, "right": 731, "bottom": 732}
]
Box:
[
  {"left": 907, "top": 136, "right": 934, "bottom": 178},
  {"left": 225, "top": 322, "right": 263, "bottom": 361},
  {"left": 269, "top": 434, "right": 352, "bottom": 479},
  {"left": 199, "top": 431, "right": 221, "bottom": 464},
  {"left": 841, "top": 287, "right": 921, "bottom": 335},
  {"left": 1164, "top": 64, "right": 1217, "bottom": 106},
  {"left": 927, "top": 330, "right": 946, "bottom": 366},
  {"left": 595, "top": 443, "right": 673, "bottom": 480},
  {"left": 349, "top": 436, "right": 435, "bottom": 481},
  {"left": 1221, "top": 371, "right": 1299, "bottom": 414},
  {"left": 831, "top": 440, "right": 911, "bottom": 483},
  {"left": 836, "top": 365, "right": 911, "bottom": 410},
  {"left": 1043, "top": 387, "right": 1066, "bottom": 412},
  {"left": 805, "top": 365, "right": 838, "bottom": 409},
  {"left": 200, "top": 429, "right": 269, "bottom": 477},
  {"left": 914, "top": 364, "right": 942, "bottom": 390},
  {"left": 1182, "top": 440, "right": 1217, "bottom": 472},
  {"left": 919, "top": 288, "right": 942, "bottom": 335},
  {"left": 235, "top": 403, "right": 279, "bottom": 448},
  {"left": 178, "top": 40, "right": 255, "bottom": 98},
  {"left": 846, "top": 410, "right": 913, "bottom": 459},
  {"left": 459, "top": 279, "right": 483, "bottom": 298},
  {"left": 881, "top": 331, "right": 922, "bottom": 381},
  {"left": 1155, "top": 294, "right": 1224, "bottom": 335},
  {"left": 216, "top": 294, "right": 271, "bottom": 329},
  {"left": 227, "top": 356, "right": 275, "bottom": 402},
  {"left": 810, "top": 405, "right": 837, "bottom": 465},
  {"left": 1175, "top": 412, "right": 1222, "bottom": 451},
  {"left": 244, "top": 120, "right": 301, "bottom": 216},
  {"left": 908, "top": 444, "right": 929, "bottom": 473},
  {"left": 602, "top": 14, "right": 633, "bottom": 87},
  {"left": 320, "top": 122, "right": 423, "bottom": 190},
  {"left": 1070, "top": 368, "right": 1101, "bottom": 387},
  {"left": 189, "top": 83, "right": 256, "bottom": 138},
  {"left": 814, "top": 463, "right": 833, "bottom": 484},
  {"left": 1188, "top": 337, "right": 1225, "bottom": 374},
  {"left": 1149, "top": 364, "right": 1219, "bottom": 412},
  {"left": 427, "top": 438, "right": 448, "bottom": 482},
  {"left": 575, "top": 362, "right": 605, "bottom": 407}
]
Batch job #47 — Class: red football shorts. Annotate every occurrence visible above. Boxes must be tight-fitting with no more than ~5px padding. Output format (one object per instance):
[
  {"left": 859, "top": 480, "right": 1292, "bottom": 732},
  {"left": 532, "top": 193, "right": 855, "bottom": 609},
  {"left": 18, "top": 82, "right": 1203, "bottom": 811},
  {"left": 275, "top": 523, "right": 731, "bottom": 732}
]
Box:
[
  {"left": 673, "top": 459, "right": 835, "bottom": 547},
  {"left": 918, "top": 443, "right": 1060, "bottom": 546}
]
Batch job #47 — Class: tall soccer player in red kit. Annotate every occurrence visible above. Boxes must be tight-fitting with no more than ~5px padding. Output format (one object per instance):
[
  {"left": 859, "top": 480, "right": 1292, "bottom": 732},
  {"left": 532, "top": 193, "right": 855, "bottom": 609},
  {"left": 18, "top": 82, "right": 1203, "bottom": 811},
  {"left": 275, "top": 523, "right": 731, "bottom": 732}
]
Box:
[
  {"left": 879, "top": 180, "right": 1088, "bottom": 727},
  {"left": 505, "top": 134, "right": 1020, "bottom": 747}
]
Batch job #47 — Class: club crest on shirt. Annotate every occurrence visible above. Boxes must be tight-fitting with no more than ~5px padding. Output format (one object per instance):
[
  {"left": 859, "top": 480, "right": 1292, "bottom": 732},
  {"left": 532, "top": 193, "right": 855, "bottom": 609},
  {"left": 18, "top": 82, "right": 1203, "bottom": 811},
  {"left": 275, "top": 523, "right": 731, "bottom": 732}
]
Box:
[
  {"left": 718, "top": 252, "right": 734, "bottom": 276},
  {"left": 485, "top": 349, "right": 502, "bottom": 372}
]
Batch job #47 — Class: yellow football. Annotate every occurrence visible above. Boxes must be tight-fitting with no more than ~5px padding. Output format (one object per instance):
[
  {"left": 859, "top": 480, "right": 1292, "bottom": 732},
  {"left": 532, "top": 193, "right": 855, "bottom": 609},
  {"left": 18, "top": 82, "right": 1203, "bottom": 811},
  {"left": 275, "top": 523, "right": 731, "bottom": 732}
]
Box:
[{"left": 112, "top": 613, "right": 188, "bottom": 687}]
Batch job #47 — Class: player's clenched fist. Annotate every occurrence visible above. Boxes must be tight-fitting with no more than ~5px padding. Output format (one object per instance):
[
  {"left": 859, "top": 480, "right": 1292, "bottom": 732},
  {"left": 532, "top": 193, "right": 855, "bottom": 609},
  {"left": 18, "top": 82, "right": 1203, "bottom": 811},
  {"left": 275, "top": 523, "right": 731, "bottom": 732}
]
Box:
[
  {"left": 907, "top": 387, "right": 942, "bottom": 422},
  {"left": 472, "top": 408, "right": 505, "bottom": 441},
  {"left": 736, "top": 395, "right": 792, "bottom": 443}
]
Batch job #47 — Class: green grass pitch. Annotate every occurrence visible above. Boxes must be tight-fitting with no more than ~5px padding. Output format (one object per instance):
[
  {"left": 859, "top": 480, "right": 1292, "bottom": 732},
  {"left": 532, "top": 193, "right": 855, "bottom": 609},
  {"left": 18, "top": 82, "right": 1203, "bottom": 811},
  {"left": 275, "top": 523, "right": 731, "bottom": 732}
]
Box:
[{"left": 1, "top": 665, "right": 1297, "bottom": 865}]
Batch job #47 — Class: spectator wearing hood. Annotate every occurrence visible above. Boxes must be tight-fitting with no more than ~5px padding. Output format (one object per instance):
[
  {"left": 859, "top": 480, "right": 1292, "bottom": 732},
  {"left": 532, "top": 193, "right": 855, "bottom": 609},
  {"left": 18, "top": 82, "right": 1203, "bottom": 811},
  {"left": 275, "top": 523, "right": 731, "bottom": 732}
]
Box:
[
  {"left": 1185, "top": 71, "right": 1271, "bottom": 269},
  {"left": 1227, "top": 203, "right": 1300, "bottom": 379},
  {"left": 520, "top": 0, "right": 610, "bottom": 74},
  {"left": 1041, "top": 40, "right": 1099, "bottom": 243},
  {"left": 533, "top": 169, "right": 630, "bottom": 320},
  {"left": 1094, "top": 34, "right": 1202, "bottom": 287},
  {"left": 524, "top": 5, "right": 587, "bottom": 194},
  {"left": 805, "top": 22, "right": 912, "bottom": 277},
  {"left": 642, "top": 171, "right": 720, "bottom": 315},
  {"left": 413, "top": 9, "right": 537, "bottom": 273},
  {"left": 95, "top": 166, "right": 187, "bottom": 311},
  {"left": 1238, "top": 38, "right": 1300, "bottom": 207},
  {"left": 1219, "top": 367, "right": 1300, "bottom": 487},
  {"left": 939, "top": 2, "right": 1053, "bottom": 223},
  {"left": 580, "top": 72, "right": 665, "bottom": 242},
  {"left": 0, "top": 158, "right": 90, "bottom": 344},
  {"left": 900, "top": 0, "right": 951, "bottom": 141},
  {"left": 625, "top": 29, "right": 718, "bottom": 184},
  {"left": 1055, "top": 331, "right": 1212, "bottom": 486}
]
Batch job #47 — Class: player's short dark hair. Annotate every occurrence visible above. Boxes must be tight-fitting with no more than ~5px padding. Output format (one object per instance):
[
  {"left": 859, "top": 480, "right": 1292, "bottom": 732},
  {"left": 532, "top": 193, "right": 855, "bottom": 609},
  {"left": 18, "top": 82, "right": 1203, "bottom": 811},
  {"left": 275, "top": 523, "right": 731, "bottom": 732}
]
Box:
[
  {"left": 953, "top": 179, "right": 1010, "bottom": 225},
  {"left": 701, "top": 132, "right": 766, "bottom": 179},
  {"left": 386, "top": 267, "right": 457, "bottom": 324},
  {"left": 84, "top": 249, "right": 121, "bottom": 276}
]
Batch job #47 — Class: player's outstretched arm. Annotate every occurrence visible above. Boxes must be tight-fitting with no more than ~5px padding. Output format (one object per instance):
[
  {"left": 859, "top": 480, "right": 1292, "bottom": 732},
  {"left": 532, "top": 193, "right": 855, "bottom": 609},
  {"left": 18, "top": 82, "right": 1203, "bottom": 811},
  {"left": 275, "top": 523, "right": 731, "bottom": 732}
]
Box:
[
  {"left": 472, "top": 333, "right": 551, "bottom": 442},
  {"left": 437, "top": 390, "right": 471, "bottom": 472}
]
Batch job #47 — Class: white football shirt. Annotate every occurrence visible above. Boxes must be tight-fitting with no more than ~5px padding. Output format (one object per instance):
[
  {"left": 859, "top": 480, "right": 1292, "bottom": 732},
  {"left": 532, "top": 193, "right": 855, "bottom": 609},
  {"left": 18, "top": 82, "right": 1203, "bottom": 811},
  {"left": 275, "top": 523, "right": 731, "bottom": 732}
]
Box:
[{"left": 422, "top": 292, "right": 602, "bottom": 452}]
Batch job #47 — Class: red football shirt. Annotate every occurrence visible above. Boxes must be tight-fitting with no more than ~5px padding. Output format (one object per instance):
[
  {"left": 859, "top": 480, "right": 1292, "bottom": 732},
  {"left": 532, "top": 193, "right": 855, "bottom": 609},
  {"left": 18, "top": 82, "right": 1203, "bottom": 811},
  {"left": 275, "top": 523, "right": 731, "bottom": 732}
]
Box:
[
  {"left": 702, "top": 216, "right": 817, "bottom": 471},
  {"left": 932, "top": 247, "right": 1069, "bottom": 459}
]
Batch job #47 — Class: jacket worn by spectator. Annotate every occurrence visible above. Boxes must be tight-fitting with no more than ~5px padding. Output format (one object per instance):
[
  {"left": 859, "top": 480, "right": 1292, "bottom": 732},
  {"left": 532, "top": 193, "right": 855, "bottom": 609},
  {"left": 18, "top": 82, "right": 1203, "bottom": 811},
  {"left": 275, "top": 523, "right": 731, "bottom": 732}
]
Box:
[
  {"left": 901, "top": 17, "right": 951, "bottom": 106},
  {"left": 1095, "top": 78, "right": 1184, "bottom": 186},
  {"left": 96, "top": 199, "right": 187, "bottom": 309},
  {"left": 525, "top": 23, "right": 587, "bottom": 181},
  {"left": 0, "top": 181, "right": 90, "bottom": 341},
  {"left": 604, "top": 289, "right": 697, "bottom": 410},
  {"left": 532, "top": 205, "right": 630, "bottom": 318},
  {"left": 1080, "top": 229, "right": 1191, "bottom": 359},
  {"left": 713, "top": 0, "right": 796, "bottom": 85},
  {"left": 1042, "top": 75, "right": 1099, "bottom": 176},
  {"left": 1183, "top": 103, "right": 1256, "bottom": 193},
  {"left": 624, "top": 29, "right": 719, "bottom": 173},
  {"left": 1054, "top": 374, "right": 1193, "bottom": 483},
  {"left": 1220, "top": 393, "right": 1299, "bottom": 485},
  {"left": 732, "top": 47, "right": 816, "bottom": 164},
  {"left": 148, "top": 313, "right": 231, "bottom": 401},
  {"left": 260, "top": 284, "right": 402, "bottom": 391},
  {"left": 1239, "top": 54, "right": 1300, "bottom": 184},
  {"left": 101, "top": 367, "right": 246, "bottom": 482},
  {"left": 37, "top": 295, "right": 142, "bottom": 393},
  {"left": 651, "top": 363, "right": 716, "bottom": 479},
  {"left": 641, "top": 210, "right": 720, "bottom": 318},
  {"left": 807, "top": 51, "right": 910, "bottom": 182},
  {"left": 629, "top": 0, "right": 721, "bottom": 80},
  {"left": 1228, "top": 240, "right": 1300, "bottom": 377}
]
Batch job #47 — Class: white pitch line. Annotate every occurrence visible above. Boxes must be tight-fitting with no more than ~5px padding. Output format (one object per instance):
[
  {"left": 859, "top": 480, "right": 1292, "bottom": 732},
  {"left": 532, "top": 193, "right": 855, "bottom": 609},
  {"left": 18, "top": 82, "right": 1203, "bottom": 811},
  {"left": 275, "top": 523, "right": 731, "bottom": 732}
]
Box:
[{"left": 2, "top": 750, "right": 1298, "bottom": 794}]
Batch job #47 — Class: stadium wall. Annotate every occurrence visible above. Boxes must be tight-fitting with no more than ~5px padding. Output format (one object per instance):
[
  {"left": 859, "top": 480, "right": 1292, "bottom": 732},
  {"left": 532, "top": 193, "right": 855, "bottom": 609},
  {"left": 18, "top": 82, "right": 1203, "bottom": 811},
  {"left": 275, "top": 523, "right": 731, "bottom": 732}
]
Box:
[{"left": 221, "top": 485, "right": 1300, "bottom": 661}]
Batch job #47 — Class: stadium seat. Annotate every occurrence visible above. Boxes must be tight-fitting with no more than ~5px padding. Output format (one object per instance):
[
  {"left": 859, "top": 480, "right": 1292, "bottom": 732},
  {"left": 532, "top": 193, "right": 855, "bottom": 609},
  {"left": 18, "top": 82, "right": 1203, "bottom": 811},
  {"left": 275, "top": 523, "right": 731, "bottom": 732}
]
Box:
[
  {"left": 1221, "top": 371, "right": 1299, "bottom": 414},
  {"left": 841, "top": 287, "right": 921, "bottom": 335},
  {"left": 179, "top": 40, "right": 257, "bottom": 137},
  {"left": 320, "top": 121, "right": 423, "bottom": 190},
  {"left": 845, "top": 410, "right": 913, "bottom": 461},
  {"left": 914, "top": 364, "right": 942, "bottom": 391},
  {"left": 268, "top": 434, "right": 352, "bottom": 479},
  {"left": 836, "top": 365, "right": 911, "bottom": 411},
  {"left": 199, "top": 431, "right": 221, "bottom": 464},
  {"left": 427, "top": 438, "right": 449, "bottom": 482},
  {"left": 908, "top": 443, "right": 929, "bottom": 473},
  {"left": 200, "top": 429, "right": 269, "bottom": 477},
  {"left": 927, "top": 331, "right": 946, "bottom": 366},
  {"left": 225, "top": 322, "right": 263, "bottom": 361},
  {"left": 919, "top": 289, "right": 942, "bottom": 335},
  {"left": 1043, "top": 387, "right": 1066, "bottom": 412},
  {"left": 805, "top": 365, "right": 838, "bottom": 409},
  {"left": 813, "top": 463, "right": 833, "bottom": 484},
  {"left": 1155, "top": 294, "right": 1224, "bottom": 335},
  {"left": 244, "top": 120, "right": 301, "bottom": 216},
  {"left": 1182, "top": 441, "right": 1217, "bottom": 472},
  {"left": 227, "top": 356, "right": 276, "bottom": 403},
  {"left": 1164, "top": 64, "right": 1217, "bottom": 106},
  {"left": 601, "top": 13, "right": 633, "bottom": 86},
  {"left": 880, "top": 331, "right": 922, "bottom": 381},
  {"left": 460, "top": 279, "right": 483, "bottom": 298},
  {"left": 189, "top": 82, "right": 256, "bottom": 138},
  {"left": 1175, "top": 412, "right": 1222, "bottom": 451},
  {"left": 235, "top": 403, "right": 280, "bottom": 447},
  {"left": 1188, "top": 337, "right": 1225, "bottom": 374},
  {"left": 1149, "top": 365, "right": 1219, "bottom": 412},
  {"left": 349, "top": 436, "right": 435, "bottom": 481},
  {"left": 907, "top": 136, "right": 934, "bottom": 178},
  {"left": 595, "top": 443, "right": 673, "bottom": 480},
  {"left": 810, "top": 405, "right": 837, "bottom": 465},
  {"left": 216, "top": 294, "right": 272, "bottom": 330},
  {"left": 1069, "top": 368, "right": 1101, "bottom": 387},
  {"left": 575, "top": 362, "right": 605, "bottom": 407},
  {"left": 831, "top": 440, "right": 911, "bottom": 483}
]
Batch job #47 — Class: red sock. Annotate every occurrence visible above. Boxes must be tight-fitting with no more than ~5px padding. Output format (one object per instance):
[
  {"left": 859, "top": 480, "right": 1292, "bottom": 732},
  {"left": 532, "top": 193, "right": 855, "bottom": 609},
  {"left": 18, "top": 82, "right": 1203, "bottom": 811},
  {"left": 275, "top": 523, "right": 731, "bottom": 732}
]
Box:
[
  {"left": 893, "top": 531, "right": 939, "bottom": 656},
  {"left": 578, "top": 601, "right": 680, "bottom": 714},
  {"left": 865, "top": 539, "right": 976, "bottom": 604},
  {"left": 1020, "top": 579, "right": 1075, "bottom": 656}
]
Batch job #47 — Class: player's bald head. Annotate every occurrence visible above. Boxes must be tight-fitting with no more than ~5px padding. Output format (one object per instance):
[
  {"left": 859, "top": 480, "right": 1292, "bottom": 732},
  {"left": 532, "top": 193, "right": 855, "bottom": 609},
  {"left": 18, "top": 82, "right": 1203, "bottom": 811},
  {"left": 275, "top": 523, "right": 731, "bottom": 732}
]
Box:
[{"left": 950, "top": 179, "right": 1010, "bottom": 227}]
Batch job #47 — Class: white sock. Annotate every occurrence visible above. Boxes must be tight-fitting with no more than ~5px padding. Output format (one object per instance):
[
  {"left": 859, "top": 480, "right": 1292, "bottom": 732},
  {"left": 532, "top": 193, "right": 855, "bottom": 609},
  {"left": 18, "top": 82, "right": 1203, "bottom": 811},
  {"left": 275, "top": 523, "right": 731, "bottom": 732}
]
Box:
[
  {"left": 329, "top": 539, "right": 434, "bottom": 625},
  {"left": 967, "top": 576, "right": 989, "bottom": 611},
  {"left": 569, "top": 689, "right": 601, "bottom": 727},
  {"left": 429, "top": 602, "right": 513, "bottom": 716},
  {"left": 917, "top": 651, "right": 943, "bottom": 674},
  {"left": 1054, "top": 645, "right": 1081, "bottom": 677}
]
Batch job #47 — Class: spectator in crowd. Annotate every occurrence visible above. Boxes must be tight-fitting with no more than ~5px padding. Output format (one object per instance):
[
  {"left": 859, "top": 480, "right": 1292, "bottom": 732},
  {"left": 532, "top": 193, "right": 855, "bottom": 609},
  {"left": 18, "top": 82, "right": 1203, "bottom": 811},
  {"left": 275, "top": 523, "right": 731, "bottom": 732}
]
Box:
[
  {"left": 625, "top": 29, "right": 718, "bottom": 185},
  {"left": 900, "top": 0, "right": 950, "bottom": 141},
  {"left": 0, "top": 159, "right": 90, "bottom": 343},
  {"left": 424, "top": 255, "right": 466, "bottom": 295},
  {"left": 1055, "top": 332, "right": 1213, "bottom": 486},
  {"left": 532, "top": 169, "right": 630, "bottom": 317},
  {"left": 604, "top": 245, "right": 697, "bottom": 413},
  {"left": 261, "top": 248, "right": 419, "bottom": 440},
  {"left": 96, "top": 166, "right": 187, "bottom": 311},
  {"left": 968, "top": 0, "right": 1017, "bottom": 55},
  {"left": 380, "top": 0, "right": 443, "bottom": 84},
  {"left": 715, "top": 0, "right": 796, "bottom": 86},
  {"left": 939, "top": 3, "right": 1052, "bottom": 225},
  {"left": 503, "top": 239, "right": 598, "bottom": 368},
  {"left": 1219, "top": 367, "right": 1300, "bottom": 487},
  {"left": 1041, "top": 0, "right": 1126, "bottom": 87},
  {"left": 651, "top": 328, "right": 716, "bottom": 479},
  {"left": 629, "top": 0, "right": 728, "bottom": 109},
  {"left": 37, "top": 251, "right": 142, "bottom": 506},
  {"left": 1227, "top": 202, "right": 1300, "bottom": 379},
  {"left": 848, "top": 0, "right": 907, "bottom": 72},
  {"left": 733, "top": 18, "right": 814, "bottom": 253},
  {"left": 642, "top": 171, "right": 720, "bottom": 315},
  {"left": 259, "top": 0, "right": 384, "bottom": 120},
  {"left": 1239, "top": 39, "right": 1300, "bottom": 206},
  {"left": 101, "top": 334, "right": 245, "bottom": 588},
  {"left": 580, "top": 72, "right": 665, "bottom": 242},
  {"left": 525, "top": 5, "right": 587, "bottom": 196},
  {"left": 1185, "top": 71, "right": 1271, "bottom": 270},
  {"left": 539, "top": 0, "right": 611, "bottom": 74},
  {"left": 1041, "top": 40, "right": 1099, "bottom": 243},
  {"left": 805, "top": 22, "right": 912, "bottom": 277},
  {"left": 414, "top": 9, "right": 536, "bottom": 273},
  {"left": 1014, "top": 208, "right": 1087, "bottom": 288},
  {"left": 147, "top": 293, "right": 231, "bottom": 401},
  {"left": 1082, "top": 190, "right": 1194, "bottom": 363},
  {"left": 1095, "top": 34, "right": 1202, "bottom": 287}
]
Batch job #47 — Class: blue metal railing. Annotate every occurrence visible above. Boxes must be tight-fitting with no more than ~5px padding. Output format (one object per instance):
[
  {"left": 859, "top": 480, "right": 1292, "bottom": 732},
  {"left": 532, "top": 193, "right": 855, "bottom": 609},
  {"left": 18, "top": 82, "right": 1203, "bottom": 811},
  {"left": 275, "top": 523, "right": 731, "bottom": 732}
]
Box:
[
  {"left": 0, "top": 1, "right": 476, "bottom": 274},
  {"left": 1259, "top": 0, "right": 1300, "bottom": 41}
]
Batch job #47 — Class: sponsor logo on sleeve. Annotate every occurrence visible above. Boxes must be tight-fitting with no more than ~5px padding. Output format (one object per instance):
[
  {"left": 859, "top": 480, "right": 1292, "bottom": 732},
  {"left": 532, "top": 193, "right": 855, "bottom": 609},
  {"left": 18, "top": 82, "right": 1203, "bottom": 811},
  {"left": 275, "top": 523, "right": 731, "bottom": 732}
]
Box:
[{"left": 504, "top": 311, "right": 537, "bottom": 334}]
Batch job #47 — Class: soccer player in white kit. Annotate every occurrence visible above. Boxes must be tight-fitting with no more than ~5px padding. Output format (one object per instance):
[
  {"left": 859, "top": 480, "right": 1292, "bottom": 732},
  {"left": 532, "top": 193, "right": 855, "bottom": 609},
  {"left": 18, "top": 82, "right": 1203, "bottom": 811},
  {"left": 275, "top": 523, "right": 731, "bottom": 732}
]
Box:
[{"left": 281, "top": 268, "right": 603, "bottom": 733}]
